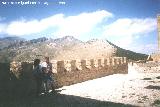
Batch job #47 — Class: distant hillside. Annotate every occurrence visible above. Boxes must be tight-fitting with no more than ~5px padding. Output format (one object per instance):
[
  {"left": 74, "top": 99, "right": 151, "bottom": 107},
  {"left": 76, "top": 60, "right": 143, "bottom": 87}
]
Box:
[
  {"left": 106, "top": 40, "right": 148, "bottom": 61},
  {"left": 0, "top": 36, "right": 25, "bottom": 50},
  {"left": 54, "top": 39, "right": 116, "bottom": 60},
  {"left": 0, "top": 36, "right": 83, "bottom": 62},
  {"left": 53, "top": 36, "right": 83, "bottom": 47},
  {"left": 0, "top": 36, "right": 148, "bottom": 62}
]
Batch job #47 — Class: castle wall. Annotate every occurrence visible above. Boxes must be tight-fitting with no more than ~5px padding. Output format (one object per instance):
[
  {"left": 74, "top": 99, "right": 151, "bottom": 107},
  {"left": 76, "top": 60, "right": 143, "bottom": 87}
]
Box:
[
  {"left": 54, "top": 57, "right": 128, "bottom": 87},
  {"left": 0, "top": 63, "right": 10, "bottom": 95},
  {"left": 151, "top": 54, "right": 160, "bottom": 62},
  {"left": 0, "top": 57, "right": 128, "bottom": 96}
]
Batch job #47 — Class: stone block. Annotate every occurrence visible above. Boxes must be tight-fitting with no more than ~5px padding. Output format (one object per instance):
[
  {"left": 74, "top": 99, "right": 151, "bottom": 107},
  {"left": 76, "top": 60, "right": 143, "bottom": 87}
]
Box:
[
  {"left": 108, "top": 58, "right": 112, "bottom": 65},
  {"left": 71, "top": 60, "right": 76, "bottom": 71},
  {"left": 51, "top": 60, "right": 57, "bottom": 73},
  {"left": 81, "top": 59, "right": 86, "bottom": 70},
  {"left": 64, "top": 60, "right": 72, "bottom": 72},
  {"left": 57, "top": 60, "right": 65, "bottom": 73},
  {"left": 90, "top": 59, "right": 94, "bottom": 68},
  {"left": 124, "top": 57, "right": 127, "bottom": 63},
  {"left": 76, "top": 59, "right": 82, "bottom": 70},
  {"left": 86, "top": 59, "right": 91, "bottom": 69},
  {"left": 101, "top": 58, "right": 105, "bottom": 67},
  {"left": 94, "top": 59, "right": 98, "bottom": 68},
  {"left": 104, "top": 59, "right": 107, "bottom": 66},
  {"left": 10, "top": 61, "right": 22, "bottom": 78},
  {"left": 119, "top": 57, "right": 122, "bottom": 64},
  {"left": 112, "top": 58, "right": 115, "bottom": 66}
]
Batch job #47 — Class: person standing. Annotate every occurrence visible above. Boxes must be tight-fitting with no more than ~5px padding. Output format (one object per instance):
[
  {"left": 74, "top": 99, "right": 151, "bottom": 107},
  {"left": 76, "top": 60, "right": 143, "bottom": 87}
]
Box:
[
  {"left": 33, "top": 59, "right": 43, "bottom": 96},
  {"left": 42, "top": 57, "right": 55, "bottom": 93}
]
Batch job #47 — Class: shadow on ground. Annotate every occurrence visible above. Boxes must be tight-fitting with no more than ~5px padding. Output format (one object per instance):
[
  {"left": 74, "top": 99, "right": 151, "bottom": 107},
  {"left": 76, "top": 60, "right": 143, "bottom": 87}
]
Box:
[
  {"left": 0, "top": 92, "right": 136, "bottom": 107},
  {"left": 145, "top": 85, "right": 160, "bottom": 90},
  {"left": 142, "top": 77, "right": 152, "bottom": 80},
  {"left": 153, "top": 100, "right": 160, "bottom": 107},
  {"left": 156, "top": 76, "right": 160, "bottom": 79}
]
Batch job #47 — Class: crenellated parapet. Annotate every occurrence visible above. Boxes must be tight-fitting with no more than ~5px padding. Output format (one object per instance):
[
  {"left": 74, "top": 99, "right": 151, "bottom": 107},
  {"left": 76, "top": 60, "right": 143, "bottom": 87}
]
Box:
[
  {"left": 0, "top": 57, "right": 128, "bottom": 96},
  {"left": 10, "top": 61, "right": 23, "bottom": 78},
  {"left": 9, "top": 57, "right": 127, "bottom": 73},
  {"left": 7, "top": 57, "right": 128, "bottom": 88},
  {"left": 51, "top": 57, "right": 127, "bottom": 73},
  {"left": 53, "top": 57, "right": 127, "bottom": 87}
]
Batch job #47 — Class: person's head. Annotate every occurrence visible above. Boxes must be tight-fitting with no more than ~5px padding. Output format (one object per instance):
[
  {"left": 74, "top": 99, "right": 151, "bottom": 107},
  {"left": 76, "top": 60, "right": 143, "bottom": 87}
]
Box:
[
  {"left": 45, "top": 56, "right": 50, "bottom": 64},
  {"left": 41, "top": 62, "right": 47, "bottom": 73},
  {"left": 34, "top": 59, "right": 40, "bottom": 67}
]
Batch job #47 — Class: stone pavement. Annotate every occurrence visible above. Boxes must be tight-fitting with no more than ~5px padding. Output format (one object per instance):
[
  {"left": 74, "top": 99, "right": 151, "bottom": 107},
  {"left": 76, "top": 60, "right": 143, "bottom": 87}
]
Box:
[{"left": 58, "top": 63, "right": 160, "bottom": 107}]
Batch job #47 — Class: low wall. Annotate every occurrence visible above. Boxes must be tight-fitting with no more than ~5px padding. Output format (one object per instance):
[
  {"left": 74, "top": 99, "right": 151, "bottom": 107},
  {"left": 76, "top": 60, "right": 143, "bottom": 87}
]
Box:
[
  {"left": 132, "top": 62, "right": 160, "bottom": 73},
  {"left": 151, "top": 53, "right": 160, "bottom": 62},
  {"left": 0, "top": 62, "right": 36, "bottom": 97},
  {"left": 0, "top": 57, "right": 128, "bottom": 96},
  {"left": 0, "top": 63, "right": 10, "bottom": 96},
  {"left": 53, "top": 57, "right": 128, "bottom": 87}
]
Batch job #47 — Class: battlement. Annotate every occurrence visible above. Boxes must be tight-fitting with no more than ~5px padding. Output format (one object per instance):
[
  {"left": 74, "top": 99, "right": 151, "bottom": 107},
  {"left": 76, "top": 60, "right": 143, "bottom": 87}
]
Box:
[
  {"left": 9, "top": 57, "right": 127, "bottom": 87},
  {"left": 51, "top": 57, "right": 127, "bottom": 73},
  {"left": 0, "top": 57, "right": 128, "bottom": 96},
  {"left": 52, "top": 57, "right": 128, "bottom": 87}
]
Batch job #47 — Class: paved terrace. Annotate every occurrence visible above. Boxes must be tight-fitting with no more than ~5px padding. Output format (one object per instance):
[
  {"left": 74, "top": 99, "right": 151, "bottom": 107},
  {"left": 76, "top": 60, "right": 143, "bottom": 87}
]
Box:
[{"left": 57, "top": 62, "right": 160, "bottom": 107}]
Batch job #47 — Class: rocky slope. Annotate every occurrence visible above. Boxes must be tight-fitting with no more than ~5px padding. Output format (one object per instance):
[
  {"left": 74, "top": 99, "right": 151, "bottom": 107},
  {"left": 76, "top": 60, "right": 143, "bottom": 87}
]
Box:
[
  {"left": 54, "top": 39, "right": 116, "bottom": 60},
  {"left": 0, "top": 36, "right": 148, "bottom": 62}
]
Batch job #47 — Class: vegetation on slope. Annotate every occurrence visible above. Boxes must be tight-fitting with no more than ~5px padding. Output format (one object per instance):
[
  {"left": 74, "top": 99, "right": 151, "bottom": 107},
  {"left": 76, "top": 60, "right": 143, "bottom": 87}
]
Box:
[
  {"left": 106, "top": 40, "right": 148, "bottom": 61},
  {"left": 0, "top": 36, "right": 148, "bottom": 62}
]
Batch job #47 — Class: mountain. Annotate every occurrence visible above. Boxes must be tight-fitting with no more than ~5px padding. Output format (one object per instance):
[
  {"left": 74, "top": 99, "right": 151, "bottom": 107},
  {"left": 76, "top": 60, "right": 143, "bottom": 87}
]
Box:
[
  {"left": 54, "top": 39, "right": 148, "bottom": 60},
  {"left": 0, "top": 36, "right": 84, "bottom": 62},
  {"left": 0, "top": 36, "right": 148, "bottom": 62},
  {"left": 0, "top": 36, "right": 25, "bottom": 50},
  {"left": 29, "top": 37, "right": 48, "bottom": 44},
  {"left": 106, "top": 40, "right": 148, "bottom": 61},
  {"left": 54, "top": 39, "right": 116, "bottom": 60},
  {"left": 53, "top": 36, "right": 82, "bottom": 46}
]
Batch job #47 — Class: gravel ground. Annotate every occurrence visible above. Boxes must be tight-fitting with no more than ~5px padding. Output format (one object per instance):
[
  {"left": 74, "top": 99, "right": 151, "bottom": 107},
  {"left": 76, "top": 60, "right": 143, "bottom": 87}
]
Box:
[{"left": 58, "top": 63, "right": 160, "bottom": 107}]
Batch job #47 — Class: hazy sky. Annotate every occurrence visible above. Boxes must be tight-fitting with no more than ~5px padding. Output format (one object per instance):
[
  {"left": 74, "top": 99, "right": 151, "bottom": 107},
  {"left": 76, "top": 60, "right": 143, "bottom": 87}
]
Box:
[{"left": 0, "top": 0, "right": 160, "bottom": 54}]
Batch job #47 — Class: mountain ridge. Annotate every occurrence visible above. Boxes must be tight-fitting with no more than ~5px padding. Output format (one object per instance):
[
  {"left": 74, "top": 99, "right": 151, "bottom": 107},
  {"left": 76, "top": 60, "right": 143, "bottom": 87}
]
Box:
[
  {"left": 0, "top": 36, "right": 148, "bottom": 62},
  {"left": 106, "top": 40, "right": 148, "bottom": 60}
]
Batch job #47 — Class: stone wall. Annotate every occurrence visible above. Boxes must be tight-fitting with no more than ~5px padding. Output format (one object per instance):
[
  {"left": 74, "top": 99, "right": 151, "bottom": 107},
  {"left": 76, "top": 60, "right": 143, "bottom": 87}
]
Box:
[
  {"left": 0, "top": 57, "right": 128, "bottom": 96},
  {"left": 0, "top": 63, "right": 10, "bottom": 95},
  {"left": 0, "top": 62, "right": 36, "bottom": 97},
  {"left": 132, "top": 62, "right": 160, "bottom": 73},
  {"left": 53, "top": 57, "right": 128, "bottom": 87},
  {"left": 151, "top": 53, "right": 160, "bottom": 62}
]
